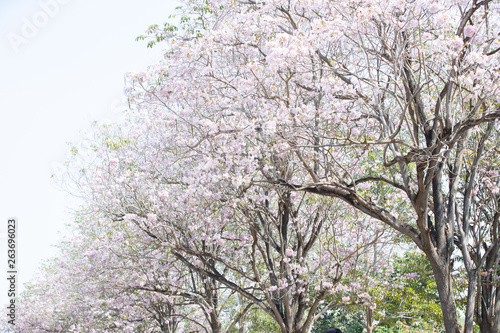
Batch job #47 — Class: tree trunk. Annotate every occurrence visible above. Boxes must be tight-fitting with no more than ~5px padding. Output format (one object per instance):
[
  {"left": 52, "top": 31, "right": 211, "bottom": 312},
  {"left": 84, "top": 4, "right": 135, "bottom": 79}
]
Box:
[
  {"left": 479, "top": 284, "right": 500, "bottom": 333},
  {"left": 428, "top": 252, "right": 463, "bottom": 333},
  {"left": 239, "top": 319, "right": 244, "bottom": 333},
  {"left": 239, "top": 294, "right": 245, "bottom": 333},
  {"left": 210, "top": 316, "right": 222, "bottom": 333},
  {"left": 463, "top": 272, "right": 478, "bottom": 333},
  {"left": 478, "top": 231, "right": 500, "bottom": 333},
  {"left": 366, "top": 306, "right": 374, "bottom": 333}
]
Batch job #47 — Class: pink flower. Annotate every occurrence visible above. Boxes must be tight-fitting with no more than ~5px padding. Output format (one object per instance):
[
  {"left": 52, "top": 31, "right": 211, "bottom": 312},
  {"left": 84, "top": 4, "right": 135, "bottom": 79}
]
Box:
[
  {"left": 464, "top": 26, "right": 477, "bottom": 38},
  {"left": 429, "top": 3, "right": 441, "bottom": 13},
  {"left": 359, "top": 292, "right": 369, "bottom": 299},
  {"left": 123, "top": 214, "right": 136, "bottom": 222},
  {"left": 358, "top": 182, "right": 371, "bottom": 191},
  {"left": 405, "top": 272, "right": 419, "bottom": 279},
  {"left": 450, "top": 37, "right": 464, "bottom": 50}
]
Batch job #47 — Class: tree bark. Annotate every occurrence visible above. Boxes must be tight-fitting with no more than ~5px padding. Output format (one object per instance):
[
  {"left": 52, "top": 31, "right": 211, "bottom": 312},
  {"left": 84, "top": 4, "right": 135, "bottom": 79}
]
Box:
[
  {"left": 463, "top": 272, "right": 478, "bottom": 333},
  {"left": 366, "top": 306, "right": 374, "bottom": 333},
  {"left": 427, "top": 253, "right": 462, "bottom": 333},
  {"left": 479, "top": 278, "right": 500, "bottom": 333},
  {"left": 239, "top": 293, "right": 245, "bottom": 333}
]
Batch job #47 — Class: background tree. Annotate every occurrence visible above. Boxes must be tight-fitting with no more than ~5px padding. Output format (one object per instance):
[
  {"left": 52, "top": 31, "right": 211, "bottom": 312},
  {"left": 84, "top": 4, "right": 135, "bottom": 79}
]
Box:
[{"left": 455, "top": 126, "right": 500, "bottom": 333}]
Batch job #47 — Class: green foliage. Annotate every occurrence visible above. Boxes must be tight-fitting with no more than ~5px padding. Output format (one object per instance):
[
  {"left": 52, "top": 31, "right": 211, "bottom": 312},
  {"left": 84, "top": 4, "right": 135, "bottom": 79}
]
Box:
[
  {"left": 386, "top": 252, "right": 442, "bottom": 325},
  {"left": 103, "top": 136, "right": 134, "bottom": 151},
  {"left": 374, "top": 320, "right": 444, "bottom": 333},
  {"left": 136, "top": 22, "right": 179, "bottom": 48},
  {"left": 246, "top": 308, "right": 281, "bottom": 333},
  {"left": 312, "top": 307, "right": 365, "bottom": 333},
  {"left": 135, "top": 1, "right": 213, "bottom": 49},
  {"left": 312, "top": 251, "right": 444, "bottom": 333},
  {"left": 372, "top": 251, "right": 443, "bottom": 332}
]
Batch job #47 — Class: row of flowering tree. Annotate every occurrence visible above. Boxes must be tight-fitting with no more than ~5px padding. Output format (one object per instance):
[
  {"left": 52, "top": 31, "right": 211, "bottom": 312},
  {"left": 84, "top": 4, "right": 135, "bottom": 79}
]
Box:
[{"left": 17, "top": 0, "right": 500, "bottom": 332}]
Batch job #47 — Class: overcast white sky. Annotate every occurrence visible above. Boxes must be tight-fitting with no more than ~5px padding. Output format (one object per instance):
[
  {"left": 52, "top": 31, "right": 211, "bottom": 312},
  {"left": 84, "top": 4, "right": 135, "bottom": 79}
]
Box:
[{"left": 0, "top": 0, "right": 179, "bottom": 306}]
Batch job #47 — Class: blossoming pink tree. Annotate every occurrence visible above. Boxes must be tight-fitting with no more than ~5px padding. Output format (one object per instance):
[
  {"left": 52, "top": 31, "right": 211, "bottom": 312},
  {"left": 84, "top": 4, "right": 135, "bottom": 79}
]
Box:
[
  {"left": 18, "top": 202, "right": 245, "bottom": 332},
  {"left": 126, "top": 1, "right": 500, "bottom": 332},
  {"left": 16, "top": 234, "right": 171, "bottom": 333}
]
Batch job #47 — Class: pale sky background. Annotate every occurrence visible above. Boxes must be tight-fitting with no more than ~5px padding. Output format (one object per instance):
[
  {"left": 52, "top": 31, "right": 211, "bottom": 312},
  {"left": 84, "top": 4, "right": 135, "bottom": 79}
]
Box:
[{"left": 0, "top": 0, "right": 179, "bottom": 308}]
